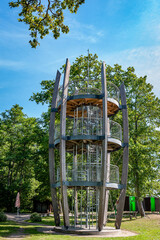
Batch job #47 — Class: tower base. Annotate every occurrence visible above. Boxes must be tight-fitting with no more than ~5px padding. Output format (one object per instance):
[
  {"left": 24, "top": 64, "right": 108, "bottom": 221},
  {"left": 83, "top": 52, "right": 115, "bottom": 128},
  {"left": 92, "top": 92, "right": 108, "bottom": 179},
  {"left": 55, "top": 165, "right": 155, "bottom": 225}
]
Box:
[{"left": 53, "top": 226, "right": 137, "bottom": 237}]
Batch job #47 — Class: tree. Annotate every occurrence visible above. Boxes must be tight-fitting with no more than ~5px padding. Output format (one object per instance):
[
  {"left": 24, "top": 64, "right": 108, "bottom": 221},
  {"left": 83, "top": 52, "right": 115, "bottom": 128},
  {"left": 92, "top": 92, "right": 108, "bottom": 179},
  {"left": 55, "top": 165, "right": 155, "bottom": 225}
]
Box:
[
  {"left": 105, "top": 65, "right": 160, "bottom": 216},
  {"left": 9, "top": 0, "right": 85, "bottom": 48},
  {"left": 30, "top": 53, "right": 160, "bottom": 216},
  {"left": 32, "top": 112, "right": 52, "bottom": 202},
  {"left": 0, "top": 104, "right": 45, "bottom": 211},
  {"left": 30, "top": 53, "right": 102, "bottom": 105}
]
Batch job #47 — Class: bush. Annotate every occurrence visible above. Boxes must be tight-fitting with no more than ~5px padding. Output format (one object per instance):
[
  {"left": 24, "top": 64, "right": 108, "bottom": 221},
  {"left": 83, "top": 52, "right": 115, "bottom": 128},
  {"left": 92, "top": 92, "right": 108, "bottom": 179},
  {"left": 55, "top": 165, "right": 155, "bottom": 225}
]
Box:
[
  {"left": 0, "top": 211, "right": 7, "bottom": 222},
  {"left": 30, "top": 212, "right": 42, "bottom": 222}
]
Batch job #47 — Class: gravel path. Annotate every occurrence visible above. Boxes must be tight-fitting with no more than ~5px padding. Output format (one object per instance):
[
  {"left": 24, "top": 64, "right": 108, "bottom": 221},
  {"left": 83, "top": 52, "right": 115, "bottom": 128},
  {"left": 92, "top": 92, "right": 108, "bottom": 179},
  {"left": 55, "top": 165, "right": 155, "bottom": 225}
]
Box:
[{"left": 5, "top": 213, "right": 31, "bottom": 223}]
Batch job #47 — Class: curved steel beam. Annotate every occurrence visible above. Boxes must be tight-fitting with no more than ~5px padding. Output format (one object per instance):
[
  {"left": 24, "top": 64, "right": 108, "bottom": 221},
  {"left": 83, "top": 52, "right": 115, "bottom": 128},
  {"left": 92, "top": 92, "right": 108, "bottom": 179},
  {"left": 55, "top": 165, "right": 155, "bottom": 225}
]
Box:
[
  {"left": 60, "top": 58, "right": 71, "bottom": 228},
  {"left": 115, "top": 82, "right": 129, "bottom": 229},
  {"left": 49, "top": 70, "right": 61, "bottom": 226},
  {"left": 98, "top": 61, "right": 108, "bottom": 231}
]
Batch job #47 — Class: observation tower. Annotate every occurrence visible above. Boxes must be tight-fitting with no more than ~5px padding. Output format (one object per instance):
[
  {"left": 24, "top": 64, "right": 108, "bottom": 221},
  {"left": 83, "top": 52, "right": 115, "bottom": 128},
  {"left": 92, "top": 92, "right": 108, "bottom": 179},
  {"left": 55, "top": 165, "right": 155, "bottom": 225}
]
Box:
[{"left": 49, "top": 59, "right": 129, "bottom": 233}]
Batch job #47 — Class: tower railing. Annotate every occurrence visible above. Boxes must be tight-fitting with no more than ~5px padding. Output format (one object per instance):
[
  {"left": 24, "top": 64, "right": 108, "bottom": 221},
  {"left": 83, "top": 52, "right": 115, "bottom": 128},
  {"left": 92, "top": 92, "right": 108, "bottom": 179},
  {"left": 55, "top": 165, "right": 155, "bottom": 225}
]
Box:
[
  {"left": 56, "top": 163, "right": 119, "bottom": 184},
  {"left": 54, "top": 119, "right": 122, "bottom": 141},
  {"left": 56, "top": 80, "right": 120, "bottom": 107}
]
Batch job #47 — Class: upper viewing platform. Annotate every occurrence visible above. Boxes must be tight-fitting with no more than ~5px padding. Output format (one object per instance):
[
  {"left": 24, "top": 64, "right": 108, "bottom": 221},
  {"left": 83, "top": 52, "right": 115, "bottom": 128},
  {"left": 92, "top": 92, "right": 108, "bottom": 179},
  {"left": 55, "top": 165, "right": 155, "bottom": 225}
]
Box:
[{"left": 56, "top": 79, "right": 120, "bottom": 117}]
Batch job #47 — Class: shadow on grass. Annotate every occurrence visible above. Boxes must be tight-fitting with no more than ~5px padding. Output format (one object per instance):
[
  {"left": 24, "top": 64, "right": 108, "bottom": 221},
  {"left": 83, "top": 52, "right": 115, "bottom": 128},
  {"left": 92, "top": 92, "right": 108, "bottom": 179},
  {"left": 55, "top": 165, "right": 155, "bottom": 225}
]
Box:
[
  {"left": 108, "top": 217, "right": 138, "bottom": 223},
  {"left": 23, "top": 224, "right": 67, "bottom": 238},
  {"left": 0, "top": 221, "right": 50, "bottom": 238},
  {"left": 24, "top": 226, "right": 46, "bottom": 235},
  {"left": 0, "top": 221, "right": 20, "bottom": 237}
]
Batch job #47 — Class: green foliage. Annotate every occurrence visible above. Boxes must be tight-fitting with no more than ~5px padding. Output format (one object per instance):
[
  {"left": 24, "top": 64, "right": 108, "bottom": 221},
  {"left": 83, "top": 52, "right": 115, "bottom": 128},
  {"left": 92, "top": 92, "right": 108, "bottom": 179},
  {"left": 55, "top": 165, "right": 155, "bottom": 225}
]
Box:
[
  {"left": 0, "top": 104, "right": 49, "bottom": 211},
  {"left": 30, "top": 212, "right": 42, "bottom": 222},
  {"left": 30, "top": 80, "right": 55, "bottom": 105},
  {"left": 9, "top": 0, "right": 85, "bottom": 48},
  {"left": 61, "top": 53, "right": 102, "bottom": 79},
  {"left": 106, "top": 64, "right": 160, "bottom": 202},
  {"left": 0, "top": 212, "right": 7, "bottom": 222},
  {"left": 30, "top": 53, "right": 102, "bottom": 106}
]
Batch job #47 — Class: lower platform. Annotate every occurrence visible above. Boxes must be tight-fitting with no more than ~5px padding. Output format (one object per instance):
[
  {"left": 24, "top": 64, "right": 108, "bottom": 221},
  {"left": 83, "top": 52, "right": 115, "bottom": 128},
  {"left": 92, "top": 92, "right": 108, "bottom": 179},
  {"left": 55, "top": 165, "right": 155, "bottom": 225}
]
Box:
[
  {"left": 52, "top": 226, "right": 137, "bottom": 237},
  {"left": 54, "top": 137, "right": 122, "bottom": 152},
  {"left": 52, "top": 181, "right": 125, "bottom": 189}
]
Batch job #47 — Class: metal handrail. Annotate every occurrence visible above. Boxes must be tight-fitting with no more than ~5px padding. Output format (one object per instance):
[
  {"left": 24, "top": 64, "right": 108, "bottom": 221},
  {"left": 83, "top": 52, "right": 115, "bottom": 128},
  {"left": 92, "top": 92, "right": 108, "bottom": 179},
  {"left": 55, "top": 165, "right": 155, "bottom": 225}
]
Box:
[
  {"left": 56, "top": 80, "right": 120, "bottom": 107},
  {"left": 56, "top": 163, "right": 119, "bottom": 184},
  {"left": 54, "top": 119, "right": 122, "bottom": 141}
]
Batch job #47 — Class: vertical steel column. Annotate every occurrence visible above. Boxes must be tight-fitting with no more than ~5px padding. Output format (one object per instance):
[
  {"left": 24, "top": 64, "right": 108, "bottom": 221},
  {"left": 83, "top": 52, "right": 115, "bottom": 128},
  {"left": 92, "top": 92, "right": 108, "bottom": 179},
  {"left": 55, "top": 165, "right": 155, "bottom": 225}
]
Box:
[
  {"left": 49, "top": 70, "right": 61, "bottom": 226},
  {"left": 73, "top": 147, "right": 78, "bottom": 226},
  {"left": 86, "top": 144, "right": 89, "bottom": 228},
  {"left": 103, "top": 155, "right": 110, "bottom": 225},
  {"left": 98, "top": 62, "right": 108, "bottom": 231},
  {"left": 103, "top": 118, "right": 110, "bottom": 225},
  {"left": 115, "top": 82, "right": 129, "bottom": 229},
  {"left": 60, "top": 58, "right": 71, "bottom": 228}
]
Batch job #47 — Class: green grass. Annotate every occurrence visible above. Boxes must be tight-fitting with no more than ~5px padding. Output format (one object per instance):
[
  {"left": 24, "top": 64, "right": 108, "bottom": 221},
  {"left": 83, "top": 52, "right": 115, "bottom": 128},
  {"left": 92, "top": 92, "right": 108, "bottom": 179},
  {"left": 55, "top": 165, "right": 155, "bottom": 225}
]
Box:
[
  {"left": 106, "top": 214, "right": 160, "bottom": 240},
  {"left": 0, "top": 214, "right": 160, "bottom": 240},
  {"left": 27, "top": 216, "right": 56, "bottom": 226},
  {"left": 119, "top": 214, "right": 160, "bottom": 240},
  {"left": 27, "top": 215, "right": 92, "bottom": 226},
  {"left": 0, "top": 221, "right": 20, "bottom": 238}
]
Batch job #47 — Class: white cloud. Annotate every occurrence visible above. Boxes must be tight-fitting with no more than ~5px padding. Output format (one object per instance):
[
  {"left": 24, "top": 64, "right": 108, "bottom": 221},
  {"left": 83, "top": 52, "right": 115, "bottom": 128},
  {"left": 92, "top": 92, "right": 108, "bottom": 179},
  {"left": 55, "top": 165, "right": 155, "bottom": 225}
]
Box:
[
  {"left": 0, "top": 29, "right": 27, "bottom": 39},
  {"left": 0, "top": 59, "right": 25, "bottom": 69},
  {"left": 104, "top": 0, "right": 127, "bottom": 16},
  {"left": 136, "top": 1, "right": 160, "bottom": 43},
  {"left": 64, "top": 18, "right": 105, "bottom": 43},
  {"left": 103, "top": 46, "right": 160, "bottom": 97}
]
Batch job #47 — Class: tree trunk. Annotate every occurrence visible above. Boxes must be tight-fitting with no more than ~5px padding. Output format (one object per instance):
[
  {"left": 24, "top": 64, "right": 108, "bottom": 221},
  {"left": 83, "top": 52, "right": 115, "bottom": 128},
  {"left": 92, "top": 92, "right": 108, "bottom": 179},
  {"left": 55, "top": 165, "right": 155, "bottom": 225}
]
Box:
[
  {"left": 137, "top": 198, "right": 145, "bottom": 217},
  {"left": 135, "top": 180, "right": 145, "bottom": 217}
]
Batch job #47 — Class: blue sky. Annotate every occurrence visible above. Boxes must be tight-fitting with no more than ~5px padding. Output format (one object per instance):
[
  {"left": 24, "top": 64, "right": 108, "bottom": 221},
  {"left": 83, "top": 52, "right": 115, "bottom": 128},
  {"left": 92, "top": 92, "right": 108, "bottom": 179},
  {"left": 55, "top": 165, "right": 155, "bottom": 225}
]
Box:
[{"left": 0, "top": 0, "right": 160, "bottom": 118}]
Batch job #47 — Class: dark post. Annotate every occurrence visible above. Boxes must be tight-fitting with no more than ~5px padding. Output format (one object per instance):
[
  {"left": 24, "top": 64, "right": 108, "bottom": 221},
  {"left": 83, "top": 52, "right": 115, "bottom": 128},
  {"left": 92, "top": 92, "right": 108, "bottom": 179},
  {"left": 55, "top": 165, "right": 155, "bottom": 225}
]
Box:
[
  {"left": 115, "top": 82, "right": 129, "bottom": 229},
  {"left": 98, "top": 62, "right": 108, "bottom": 231},
  {"left": 60, "top": 59, "right": 70, "bottom": 228},
  {"left": 49, "top": 70, "right": 61, "bottom": 226}
]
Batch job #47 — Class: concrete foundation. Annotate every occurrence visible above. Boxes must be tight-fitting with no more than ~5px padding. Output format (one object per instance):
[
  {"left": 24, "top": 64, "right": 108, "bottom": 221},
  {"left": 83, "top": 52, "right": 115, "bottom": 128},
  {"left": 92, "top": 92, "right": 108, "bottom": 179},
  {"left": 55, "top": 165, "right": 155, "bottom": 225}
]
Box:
[{"left": 53, "top": 226, "right": 137, "bottom": 237}]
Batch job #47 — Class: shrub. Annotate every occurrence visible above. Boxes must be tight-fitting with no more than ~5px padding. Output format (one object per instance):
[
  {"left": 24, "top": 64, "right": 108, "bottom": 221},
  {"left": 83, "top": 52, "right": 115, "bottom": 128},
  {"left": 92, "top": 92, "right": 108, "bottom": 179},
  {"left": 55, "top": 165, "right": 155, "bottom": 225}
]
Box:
[
  {"left": 0, "top": 211, "right": 7, "bottom": 222},
  {"left": 30, "top": 212, "right": 42, "bottom": 222}
]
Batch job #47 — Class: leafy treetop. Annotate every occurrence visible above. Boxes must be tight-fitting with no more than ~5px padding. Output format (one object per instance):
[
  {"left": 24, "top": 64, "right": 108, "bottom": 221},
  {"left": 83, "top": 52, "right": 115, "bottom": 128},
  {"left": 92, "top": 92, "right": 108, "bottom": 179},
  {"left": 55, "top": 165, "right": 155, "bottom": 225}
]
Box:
[{"left": 9, "top": 0, "right": 85, "bottom": 48}]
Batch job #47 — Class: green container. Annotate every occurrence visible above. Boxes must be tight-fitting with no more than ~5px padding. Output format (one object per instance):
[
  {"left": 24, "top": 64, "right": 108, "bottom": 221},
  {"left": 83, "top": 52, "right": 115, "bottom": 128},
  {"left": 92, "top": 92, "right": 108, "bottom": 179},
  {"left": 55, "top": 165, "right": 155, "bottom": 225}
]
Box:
[
  {"left": 129, "top": 196, "right": 136, "bottom": 211},
  {"left": 151, "top": 197, "right": 155, "bottom": 211}
]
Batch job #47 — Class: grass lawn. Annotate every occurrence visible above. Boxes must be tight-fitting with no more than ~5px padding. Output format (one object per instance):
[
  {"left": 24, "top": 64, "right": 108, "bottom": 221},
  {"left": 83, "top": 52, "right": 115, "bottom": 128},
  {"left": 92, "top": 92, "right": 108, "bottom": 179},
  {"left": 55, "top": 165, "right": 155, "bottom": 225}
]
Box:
[
  {"left": 0, "top": 221, "right": 20, "bottom": 238},
  {"left": 0, "top": 214, "right": 160, "bottom": 240},
  {"left": 27, "top": 215, "right": 56, "bottom": 226}
]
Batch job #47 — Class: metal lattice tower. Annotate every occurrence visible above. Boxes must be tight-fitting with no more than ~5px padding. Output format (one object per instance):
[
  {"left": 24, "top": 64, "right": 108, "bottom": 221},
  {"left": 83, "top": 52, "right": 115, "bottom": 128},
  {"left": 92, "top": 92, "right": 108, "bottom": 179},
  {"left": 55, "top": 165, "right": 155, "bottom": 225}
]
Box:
[{"left": 49, "top": 59, "right": 129, "bottom": 233}]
